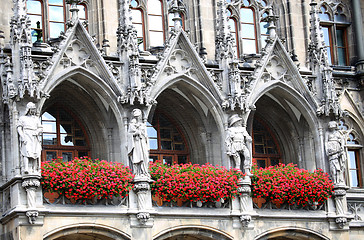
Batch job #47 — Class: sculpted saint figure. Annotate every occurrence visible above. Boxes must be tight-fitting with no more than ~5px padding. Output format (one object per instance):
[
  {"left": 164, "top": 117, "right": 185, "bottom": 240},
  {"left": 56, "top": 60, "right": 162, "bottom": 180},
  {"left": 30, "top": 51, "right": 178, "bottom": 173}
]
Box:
[
  {"left": 226, "top": 114, "right": 252, "bottom": 176},
  {"left": 325, "top": 121, "right": 346, "bottom": 185},
  {"left": 17, "top": 102, "right": 43, "bottom": 174},
  {"left": 128, "top": 109, "right": 150, "bottom": 179}
]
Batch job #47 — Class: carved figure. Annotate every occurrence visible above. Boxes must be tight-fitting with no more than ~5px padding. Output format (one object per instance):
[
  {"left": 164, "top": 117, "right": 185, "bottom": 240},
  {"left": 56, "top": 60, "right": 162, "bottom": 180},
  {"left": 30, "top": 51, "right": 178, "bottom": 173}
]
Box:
[
  {"left": 325, "top": 121, "right": 346, "bottom": 185},
  {"left": 226, "top": 114, "right": 252, "bottom": 176},
  {"left": 17, "top": 102, "right": 43, "bottom": 174},
  {"left": 128, "top": 109, "right": 150, "bottom": 179}
]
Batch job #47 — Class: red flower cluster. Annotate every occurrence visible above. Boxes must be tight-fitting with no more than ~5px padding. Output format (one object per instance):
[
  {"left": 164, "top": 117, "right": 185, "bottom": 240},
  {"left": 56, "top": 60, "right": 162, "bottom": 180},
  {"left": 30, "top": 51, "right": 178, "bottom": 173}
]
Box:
[
  {"left": 251, "top": 163, "right": 333, "bottom": 207},
  {"left": 41, "top": 157, "right": 134, "bottom": 202},
  {"left": 149, "top": 161, "right": 243, "bottom": 203}
]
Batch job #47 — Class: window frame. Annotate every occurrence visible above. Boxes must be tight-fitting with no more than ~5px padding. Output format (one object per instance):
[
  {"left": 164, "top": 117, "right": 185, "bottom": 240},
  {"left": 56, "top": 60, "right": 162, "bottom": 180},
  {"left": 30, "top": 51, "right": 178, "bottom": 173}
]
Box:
[
  {"left": 26, "top": 0, "right": 88, "bottom": 43},
  {"left": 227, "top": 0, "right": 269, "bottom": 57},
  {"left": 319, "top": 3, "right": 350, "bottom": 66},
  {"left": 41, "top": 105, "right": 91, "bottom": 162},
  {"left": 252, "top": 117, "right": 282, "bottom": 168},
  {"left": 148, "top": 111, "right": 190, "bottom": 165}
]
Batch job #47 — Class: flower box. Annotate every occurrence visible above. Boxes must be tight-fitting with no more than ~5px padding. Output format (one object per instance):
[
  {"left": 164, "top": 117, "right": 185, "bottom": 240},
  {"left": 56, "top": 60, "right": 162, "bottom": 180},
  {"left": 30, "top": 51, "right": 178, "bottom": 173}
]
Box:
[{"left": 41, "top": 157, "right": 134, "bottom": 204}]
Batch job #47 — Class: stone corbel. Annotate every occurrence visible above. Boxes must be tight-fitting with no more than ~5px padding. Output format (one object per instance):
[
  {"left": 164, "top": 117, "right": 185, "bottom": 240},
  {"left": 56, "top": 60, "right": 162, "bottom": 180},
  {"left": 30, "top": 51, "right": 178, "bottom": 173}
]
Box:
[
  {"left": 22, "top": 175, "right": 41, "bottom": 224},
  {"left": 237, "top": 177, "right": 254, "bottom": 228},
  {"left": 332, "top": 185, "right": 352, "bottom": 230},
  {"left": 133, "top": 179, "right": 154, "bottom": 226}
]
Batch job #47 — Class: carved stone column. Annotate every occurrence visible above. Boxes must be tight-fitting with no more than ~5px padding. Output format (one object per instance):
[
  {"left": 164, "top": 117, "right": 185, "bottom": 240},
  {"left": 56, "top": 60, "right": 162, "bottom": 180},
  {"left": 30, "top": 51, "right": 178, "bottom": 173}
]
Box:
[
  {"left": 238, "top": 177, "right": 253, "bottom": 228},
  {"left": 133, "top": 179, "right": 153, "bottom": 226},
  {"left": 22, "top": 175, "right": 41, "bottom": 224}
]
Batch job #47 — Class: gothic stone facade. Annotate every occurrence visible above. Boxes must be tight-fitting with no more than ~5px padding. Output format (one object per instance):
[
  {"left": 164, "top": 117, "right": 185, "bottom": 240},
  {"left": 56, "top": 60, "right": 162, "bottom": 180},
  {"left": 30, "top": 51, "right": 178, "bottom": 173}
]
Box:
[{"left": 0, "top": 0, "right": 364, "bottom": 239}]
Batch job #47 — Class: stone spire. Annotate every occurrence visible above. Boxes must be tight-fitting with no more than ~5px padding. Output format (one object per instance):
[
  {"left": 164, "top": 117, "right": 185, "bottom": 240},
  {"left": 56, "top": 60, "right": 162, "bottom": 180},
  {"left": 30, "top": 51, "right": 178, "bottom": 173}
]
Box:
[
  {"left": 117, "top": 0, "right": 147, "bottom": 105},
  {"left": 66, "top": 0, "right": 81, "bottom": 25},
  {"left": 168, "top": 0, "right": 184, "bottom": 32},
  {"left": 6, "top": 0, "right": 39, "bottom": 100},
  {"left": 308, "top": 0, "right": 341, "bottom": 118},
  {"left": 215, "top": 0, "right": 237, "bottom": 62}
]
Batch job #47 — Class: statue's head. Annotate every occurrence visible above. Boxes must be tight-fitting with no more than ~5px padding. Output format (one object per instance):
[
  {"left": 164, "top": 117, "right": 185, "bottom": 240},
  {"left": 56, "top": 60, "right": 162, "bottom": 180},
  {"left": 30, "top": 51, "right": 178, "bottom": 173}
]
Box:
[
  {"left": 228, "top": 114, "right": 243, "bottom": 127},
  {"left": 25, "top": 102, "right": 36, "bottom": 115},
  {"left": 132, "top": 109, "right": 142, "bottom": 119},
  {"left": 328, "top": 121, "right": 338, "bottom": 130}
]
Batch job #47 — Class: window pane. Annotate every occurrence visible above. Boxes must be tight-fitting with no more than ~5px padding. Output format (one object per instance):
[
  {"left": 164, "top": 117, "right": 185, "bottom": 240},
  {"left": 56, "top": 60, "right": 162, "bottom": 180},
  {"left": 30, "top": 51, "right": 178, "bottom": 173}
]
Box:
[
  {"left": 322, "top": 27, "right": 330, "bottom": 47},
  {"left": 43, "top": 122, "right": 56, "bottom": 133},
  {"left": 27, "top": 1, "right": 41, "bottom": 14},
  {"left": 61, "top": 134, "right": 74, "bottom": 146},
  {"left": 42, "top": 112, "right": 56, "bottom": 121},
  {"left": 49, "top": 0, "right": 63, "bottom": 5},
  {"left": 161, "top": 140, "right": 172, "bottom": 150},
  {"left": 242, "top": 39, "right": 257, "bottom": 54},
  {"left": 241, "top": 24, "right": 255, "bottom": 39},
  {"left": 163, "top": 156, "right": 173, "bottom": 165},
  {"left": 348, "top": 151, "right": 357, "bottom": 169},
  {"left": 240, "top": 8, "right": 254, "bottom": 23},
  {"left": 46, "top": 151, "right": 57, "bottom": 161},
  {"left": 148, "top": 0, "right": 162, "bottom": 15},
  {"left": 131, "top": 0, "right": 138, "bottom": 8},
  {"left": 160, "top": 128, "right": 171, "bottom": 139},
  {"left": 149, "top": 15, "right": 163, "bottom": 31},
  {"left": 134, "top": 24, "right": 144, "bottom": 38},
  {"left": 131, "top": 9, "right": 142, "bottom": 23},
  {"left": 78, "top": 152, "right": 88, "bottom": 158},
  {"left": 350, "top": 170, "right": 359, "bottom": 187},
  {"left": 29, "top": 15, "right": 42, "bottom": 29},
  {"left": 270, "top": 159, "right": 279, "bottom": 166},
  {"left": 149, "top": 155, "right": 158, "bottom": 162},
  {"left": 60, "top": 124, "right": 72, "bottom": 134},
  {"left": 43, "top": 134, "right": 57, "bottom": 145},
  {"left": 62, "top": 152, "right": 73, "bottom": 162},
  {"left": 336, "top": 29, "right": 345, "bottom": 47},
  {"left": 147, "top": 126, "right": 157, "bottom": 138},
  {"left": 49, "top": 6, "right": 64, "bottom": 22},
  {"left": 334, "top": 14, "right": 346, "bottom": 23},
  {"left": 337, "top": 48, "right": 346, "bottom": 66},
  {"left": 149, "top": 31, "right": 164, "bottom": 47},
  {"left": 149, "top": 139, "right": 158, "bottom": 149},
  {"left": 49, "top": 22, "right": 64, "bottom": 38}
]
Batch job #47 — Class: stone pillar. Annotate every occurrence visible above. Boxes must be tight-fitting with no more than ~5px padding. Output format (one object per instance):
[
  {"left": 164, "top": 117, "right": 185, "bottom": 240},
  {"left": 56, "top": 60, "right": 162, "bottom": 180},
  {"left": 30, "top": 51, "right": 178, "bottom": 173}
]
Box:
[
  {"left": 352, "top": 0, "right": 364, "bottom": 78},
  {"left": 238, "top": 177, "right": 253, "bottom": 228}
]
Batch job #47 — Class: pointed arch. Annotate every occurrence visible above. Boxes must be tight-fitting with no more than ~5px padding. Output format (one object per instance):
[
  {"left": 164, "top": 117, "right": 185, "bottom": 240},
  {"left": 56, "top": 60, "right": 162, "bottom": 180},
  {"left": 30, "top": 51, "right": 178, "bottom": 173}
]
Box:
[
  {"left": 147, "top": 75, "right": 226, "bottom": 166},
  {"left": 39, "top": 67, "right": 126, "bottom": 163},
  {"left": 248, "top": 82, "right": 323, "bottom": 170}
]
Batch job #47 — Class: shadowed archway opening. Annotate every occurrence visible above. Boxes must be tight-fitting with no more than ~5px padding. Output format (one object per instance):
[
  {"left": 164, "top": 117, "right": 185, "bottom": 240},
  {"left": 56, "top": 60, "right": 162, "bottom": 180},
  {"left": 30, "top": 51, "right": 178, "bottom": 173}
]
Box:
[
  {"left": 153, "top": 226, "right": 233, "bottom": 240},
  {"left": 255, "top": 228, "right": 330, "bottom": 240}
]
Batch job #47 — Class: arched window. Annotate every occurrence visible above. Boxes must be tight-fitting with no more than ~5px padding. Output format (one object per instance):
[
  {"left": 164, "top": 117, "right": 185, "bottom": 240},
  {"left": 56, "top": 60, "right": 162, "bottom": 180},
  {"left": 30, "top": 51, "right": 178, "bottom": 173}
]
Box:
[
  {"left": 130, "top": 0, "right": 186, "bottom": 51},
  {"left": 147, "top": 112, "right": 189, "bottom": 165},
  {"left": 339, "top": 120, "right": 362, "bottom": 188},
  {"left": 252, "top": 118, "right": 281, "bottom": 168},
  {"left": 319, "top": 3, "right": 350, "bottom": 66},
  {"left": 41, "top": 106, "right": 90, "bottom": 161},
  {"left": 26, "top": 0, "right": 88, "bottom": 43},
  {"left": 227, "top": 0, "right": 269, "bottom": 56}
]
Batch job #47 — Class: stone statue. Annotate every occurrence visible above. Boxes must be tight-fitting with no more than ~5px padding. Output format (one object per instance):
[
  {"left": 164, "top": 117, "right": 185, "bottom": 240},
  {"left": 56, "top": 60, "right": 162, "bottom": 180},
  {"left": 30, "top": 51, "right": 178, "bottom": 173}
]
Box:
[
  {"left": 128, "top": 109, "right": 150, "bottom": 179},
  {"left": 226, "top": 114, "right": 252, "bottom": 176},
  {"left": 325, "top": 121, "right": 346, "bottom": 185},
  {"left": 17, "top": 102, "right": 43, "bottom": 174}
]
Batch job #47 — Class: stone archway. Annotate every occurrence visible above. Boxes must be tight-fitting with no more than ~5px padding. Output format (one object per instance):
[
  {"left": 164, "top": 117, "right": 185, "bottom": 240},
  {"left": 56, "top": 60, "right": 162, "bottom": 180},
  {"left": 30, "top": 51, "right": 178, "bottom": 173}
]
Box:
[
  {"left": 153, "top": 226, "right": 233, "bottom": 240},
  {"left": 254, "top": 227, "right": 330, "bottom": 240},
  {"left": 43, "top": 224, "right": 131, "bottom": 240}
]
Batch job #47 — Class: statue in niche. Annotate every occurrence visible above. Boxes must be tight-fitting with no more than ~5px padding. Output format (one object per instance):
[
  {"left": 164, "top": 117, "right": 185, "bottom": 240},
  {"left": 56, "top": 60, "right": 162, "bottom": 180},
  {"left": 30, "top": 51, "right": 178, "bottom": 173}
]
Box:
[
  {"left": 325, "top": 121, "right": 346, "bottom": 185},
  {"left": 226, "top": 114, "right": 252, "bottom": 176},
  {"left": 128, "top": 109, "right": 150, "bottom": 179},
  {"left": 17, "top": 102, "right": 43, "bottom": 174}
]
